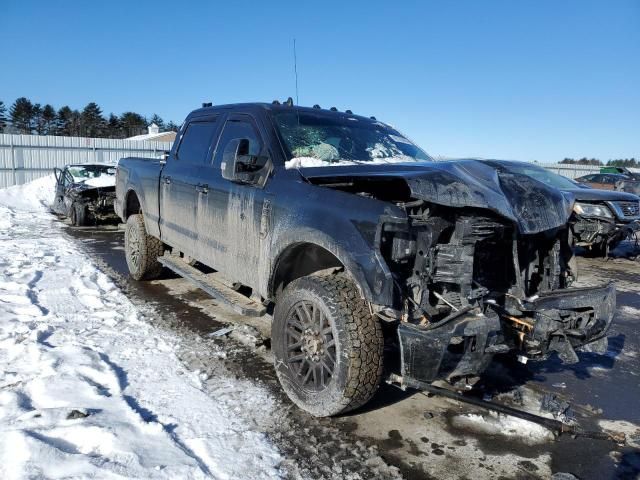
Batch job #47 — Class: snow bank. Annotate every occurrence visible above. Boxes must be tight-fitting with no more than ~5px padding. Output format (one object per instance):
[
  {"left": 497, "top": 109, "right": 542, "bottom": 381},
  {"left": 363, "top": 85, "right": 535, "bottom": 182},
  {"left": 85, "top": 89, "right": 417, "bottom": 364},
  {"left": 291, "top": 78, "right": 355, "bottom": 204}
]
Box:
[{"left": 0, "top": 178, "right": 283, "bottom": 479}]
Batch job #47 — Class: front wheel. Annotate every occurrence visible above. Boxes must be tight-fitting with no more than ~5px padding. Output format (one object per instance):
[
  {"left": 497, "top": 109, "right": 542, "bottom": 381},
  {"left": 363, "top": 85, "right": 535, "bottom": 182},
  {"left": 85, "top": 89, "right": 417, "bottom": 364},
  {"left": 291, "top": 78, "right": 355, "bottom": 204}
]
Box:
[
  {"left": 272, "top": 271, "right": 384, "bottom": 417},
  {"left": 70, "top": 202, "right": 89, "bottom": 226},
  {"left": 124, "top": 214, "right": 164, "bottom": 280}
]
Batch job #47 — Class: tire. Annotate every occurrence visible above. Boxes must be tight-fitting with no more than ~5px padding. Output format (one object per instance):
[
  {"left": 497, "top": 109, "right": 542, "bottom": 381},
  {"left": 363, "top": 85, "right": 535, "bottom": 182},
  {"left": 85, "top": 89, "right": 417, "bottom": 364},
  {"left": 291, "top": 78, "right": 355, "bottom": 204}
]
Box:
[
  {"left": 124, "top": 214, "right": 164, "bottom": 280},
  {"left": 587, "top": 242, "right": 608, "bottom": 258},
  {"left": 272, "top": 271, "right": 383, "bottom": 417},
  {"left": 71, "top": 203, "right": 89, "bottom": 226}
]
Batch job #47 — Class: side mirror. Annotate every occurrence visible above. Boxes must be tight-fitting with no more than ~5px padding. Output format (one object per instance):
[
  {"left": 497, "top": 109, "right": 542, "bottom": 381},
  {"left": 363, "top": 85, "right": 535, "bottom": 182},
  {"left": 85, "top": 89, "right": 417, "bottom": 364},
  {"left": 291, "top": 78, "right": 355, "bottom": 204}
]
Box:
[{"left": 222, "top": 138, "right": 268, "bottom": 183}]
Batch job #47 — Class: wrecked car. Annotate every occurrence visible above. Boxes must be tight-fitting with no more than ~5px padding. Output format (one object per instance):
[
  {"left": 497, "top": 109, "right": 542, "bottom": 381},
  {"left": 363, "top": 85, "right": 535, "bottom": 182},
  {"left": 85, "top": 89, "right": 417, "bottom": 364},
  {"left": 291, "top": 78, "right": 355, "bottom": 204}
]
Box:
[
  {"left": 482, "top": 161, "right": 640, "bottom": 256},
  {"left": 115, "top": 101, "right": 615, "bottom": 417},
  {"left": 52, "top": 164, "right": 118, "bottom": 226}
]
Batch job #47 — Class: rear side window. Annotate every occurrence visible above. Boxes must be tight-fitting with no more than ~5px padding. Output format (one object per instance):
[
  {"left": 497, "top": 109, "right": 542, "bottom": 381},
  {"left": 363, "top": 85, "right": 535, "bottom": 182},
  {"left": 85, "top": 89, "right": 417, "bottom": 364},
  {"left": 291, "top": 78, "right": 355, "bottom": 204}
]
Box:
[{"left": 176, "top": 121, "right": 217, "bottom": 164}]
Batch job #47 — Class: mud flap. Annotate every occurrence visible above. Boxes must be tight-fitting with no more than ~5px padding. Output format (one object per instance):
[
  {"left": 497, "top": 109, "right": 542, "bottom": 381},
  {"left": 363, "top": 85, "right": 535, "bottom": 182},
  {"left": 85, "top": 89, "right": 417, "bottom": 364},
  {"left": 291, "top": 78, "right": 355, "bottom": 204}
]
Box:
[{"left": 397, "top": 311, "right": 504, "bottom": 384}]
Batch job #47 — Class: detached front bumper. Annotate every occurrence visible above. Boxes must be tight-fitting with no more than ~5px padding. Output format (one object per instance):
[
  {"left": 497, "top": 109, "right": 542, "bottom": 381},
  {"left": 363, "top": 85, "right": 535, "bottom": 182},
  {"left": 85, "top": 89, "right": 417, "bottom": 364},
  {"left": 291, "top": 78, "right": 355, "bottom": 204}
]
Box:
[
  {"left": 397, "top": 283, "right": 616, "bottom": 386},
  {"left": 573, "top": 216, "right": 639, "bottom": 248}
]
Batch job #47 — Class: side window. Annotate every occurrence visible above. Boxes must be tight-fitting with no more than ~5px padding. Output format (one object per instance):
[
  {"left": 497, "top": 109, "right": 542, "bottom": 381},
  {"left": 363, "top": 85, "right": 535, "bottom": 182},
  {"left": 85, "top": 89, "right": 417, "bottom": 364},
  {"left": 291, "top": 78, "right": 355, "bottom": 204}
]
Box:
[
  {"left": 213, "top": 119, "right": 263, "bottom": 180},
  {"left": 176, "top": 121, "right": 217, "bottom": 164}
]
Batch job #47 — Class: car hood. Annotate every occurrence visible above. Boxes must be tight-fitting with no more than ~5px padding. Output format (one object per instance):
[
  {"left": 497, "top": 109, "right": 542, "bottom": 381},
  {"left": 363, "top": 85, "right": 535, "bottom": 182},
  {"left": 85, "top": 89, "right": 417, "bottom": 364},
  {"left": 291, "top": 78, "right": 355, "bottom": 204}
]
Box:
[
  {"left": 297, "top": 160, "right": 574, "bottom": 235},
  {"left": 563, "top": 186, "right": 640, "bottom": 203}
]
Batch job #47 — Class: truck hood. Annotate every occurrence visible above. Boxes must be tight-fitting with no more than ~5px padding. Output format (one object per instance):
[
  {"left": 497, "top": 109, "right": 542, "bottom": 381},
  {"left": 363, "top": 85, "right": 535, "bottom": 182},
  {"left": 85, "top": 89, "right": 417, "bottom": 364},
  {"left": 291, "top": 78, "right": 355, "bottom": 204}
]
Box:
[
  {"left": 297, "top": 160, "right": 574, "bottom": 235},
  {"left": 564, "top": 185, "right": 640, "bottom": 203}
]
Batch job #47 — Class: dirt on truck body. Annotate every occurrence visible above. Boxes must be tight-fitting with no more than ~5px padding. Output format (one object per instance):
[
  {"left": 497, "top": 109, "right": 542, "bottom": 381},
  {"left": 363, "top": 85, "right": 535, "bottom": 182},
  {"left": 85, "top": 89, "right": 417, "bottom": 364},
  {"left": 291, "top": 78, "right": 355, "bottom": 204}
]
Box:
[{"left": 115, "top": 101, "right": 615, "bottom": 416}]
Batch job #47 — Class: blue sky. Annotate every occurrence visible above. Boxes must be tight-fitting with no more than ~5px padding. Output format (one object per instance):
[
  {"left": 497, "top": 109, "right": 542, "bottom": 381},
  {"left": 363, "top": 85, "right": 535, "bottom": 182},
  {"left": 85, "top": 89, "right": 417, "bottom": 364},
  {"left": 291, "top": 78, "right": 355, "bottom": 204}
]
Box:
[{"left": 1, "top": 0, "right": 638, "bottom": 162}]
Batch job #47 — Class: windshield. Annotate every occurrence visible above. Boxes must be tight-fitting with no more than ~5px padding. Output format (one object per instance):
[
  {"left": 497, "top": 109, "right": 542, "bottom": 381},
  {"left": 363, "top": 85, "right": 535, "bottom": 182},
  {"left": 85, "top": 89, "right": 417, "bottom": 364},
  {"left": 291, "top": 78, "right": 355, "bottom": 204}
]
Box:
[
  {"left": 67, "top": 165, "right": 116, "bottom": 187},
  {"left": 501, "top": 163, "right": 578, "bottom": 190},
  {"left": 273, "top": 110, "right": 432, "bottom": 168}
]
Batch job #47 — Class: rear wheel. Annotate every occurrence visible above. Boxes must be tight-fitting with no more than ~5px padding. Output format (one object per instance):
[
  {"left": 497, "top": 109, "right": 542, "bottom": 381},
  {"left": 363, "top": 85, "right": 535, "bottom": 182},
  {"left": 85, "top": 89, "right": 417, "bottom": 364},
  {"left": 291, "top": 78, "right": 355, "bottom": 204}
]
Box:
[
  {"left": 272, "top": 271, "right": 383, "bottom": 417},
  {"left": 125, "top": 214, "right": 164, "bottom": 280}
]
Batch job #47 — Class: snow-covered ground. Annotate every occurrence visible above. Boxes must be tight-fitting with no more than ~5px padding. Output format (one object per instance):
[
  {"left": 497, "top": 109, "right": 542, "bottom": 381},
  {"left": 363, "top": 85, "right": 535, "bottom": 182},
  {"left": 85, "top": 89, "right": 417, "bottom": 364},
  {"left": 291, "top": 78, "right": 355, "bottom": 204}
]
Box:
[{"left": 0, "top": 177, "right": 283, "bottom": 479}]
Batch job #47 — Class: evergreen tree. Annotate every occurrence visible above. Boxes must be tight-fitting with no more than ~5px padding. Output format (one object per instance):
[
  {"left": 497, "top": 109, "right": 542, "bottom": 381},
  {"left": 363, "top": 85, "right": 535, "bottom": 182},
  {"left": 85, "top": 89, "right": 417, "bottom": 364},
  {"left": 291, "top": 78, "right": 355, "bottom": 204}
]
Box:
[
  {"left": 148, "top": 114, "right": 165, "bottom": 131},
  {"left": 81, "top": 102, "right": 106, "bottom": 137},
  {"left": 106, "top": 113, "right": 124, "bottom": 138},
  {"left": 120, "top": 112, "right": 147, "bottom": 137},
  {"left": 32, "top": 103, "right": 45, "bottom": 134},
  {"left": 166, "top": 120, "right": 179, "bottom": 132},
  {"left": 41, "top": 104, "right": 57, "bottom": 135},
  {"left": 0, "top": 101, "right": 7, "bottom": 132},
  {"left": 68, "top": 110, "right": 83, "bottom": 137},
  {"left": 10, "top": 97, "right": 34, "bottom": 133},
  {"left": 56, "top": 106, "right": 73, "bottom": 135}
]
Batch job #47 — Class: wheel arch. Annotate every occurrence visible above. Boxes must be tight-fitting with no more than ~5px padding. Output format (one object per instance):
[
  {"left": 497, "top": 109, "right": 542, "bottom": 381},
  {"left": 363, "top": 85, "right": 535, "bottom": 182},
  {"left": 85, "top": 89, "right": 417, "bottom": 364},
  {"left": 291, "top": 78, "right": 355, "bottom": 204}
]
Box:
[
  {"left": 123, "top": 189, "right": 141, "bottom": 219},
  {"left": 268, "top": 241, "right": 376, "bottom": 303}
]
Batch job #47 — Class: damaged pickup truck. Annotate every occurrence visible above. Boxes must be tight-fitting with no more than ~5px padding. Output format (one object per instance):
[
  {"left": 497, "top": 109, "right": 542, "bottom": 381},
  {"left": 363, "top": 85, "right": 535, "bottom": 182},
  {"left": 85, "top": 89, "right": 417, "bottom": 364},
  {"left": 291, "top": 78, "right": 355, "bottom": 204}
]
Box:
[
  {"left": 52, "top": 164, "right": 118, "bottom": 226},
  {"left": 115, "top": 102, "right": 615, "bottom": 416}
]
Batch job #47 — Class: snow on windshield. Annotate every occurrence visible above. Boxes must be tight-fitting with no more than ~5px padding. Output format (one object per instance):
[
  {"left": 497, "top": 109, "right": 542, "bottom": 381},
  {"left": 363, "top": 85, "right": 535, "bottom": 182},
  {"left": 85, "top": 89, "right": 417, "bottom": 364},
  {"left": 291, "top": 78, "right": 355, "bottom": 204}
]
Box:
[
  {"left": 285, "top": 155, "right": 420, "bottom": 169},
  {"left": 68, "top": 166, "right": 116, "bottom": 187},
  {"left": 81, "top": 175, "right": 116, "bottom": 187}
]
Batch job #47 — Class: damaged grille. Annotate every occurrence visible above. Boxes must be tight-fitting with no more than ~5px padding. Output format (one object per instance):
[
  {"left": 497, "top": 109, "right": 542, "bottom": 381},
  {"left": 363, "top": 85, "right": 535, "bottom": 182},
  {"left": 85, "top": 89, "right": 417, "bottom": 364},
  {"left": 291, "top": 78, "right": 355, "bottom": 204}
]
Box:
[{"left": 614, "top": 201, "right": 640, "bottom": 218}]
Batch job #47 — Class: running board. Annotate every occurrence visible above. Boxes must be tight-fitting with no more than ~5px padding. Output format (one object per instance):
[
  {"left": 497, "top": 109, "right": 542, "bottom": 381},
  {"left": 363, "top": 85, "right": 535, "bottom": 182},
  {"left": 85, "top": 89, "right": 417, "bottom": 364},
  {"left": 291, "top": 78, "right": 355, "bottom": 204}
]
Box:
[{"left": 158, "top": 255, "right": 267, "bottom": 317}]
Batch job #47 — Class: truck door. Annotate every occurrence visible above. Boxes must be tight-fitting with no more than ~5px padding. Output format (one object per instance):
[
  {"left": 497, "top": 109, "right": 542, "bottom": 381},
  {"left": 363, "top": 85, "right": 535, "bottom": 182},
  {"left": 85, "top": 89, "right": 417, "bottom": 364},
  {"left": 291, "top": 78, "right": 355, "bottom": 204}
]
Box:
[
  {"left": 196, "top": 114, "right": 269, "bottom": 287},
  {"left": 159, "top": 118, "right": 219, "bottom": 256}
]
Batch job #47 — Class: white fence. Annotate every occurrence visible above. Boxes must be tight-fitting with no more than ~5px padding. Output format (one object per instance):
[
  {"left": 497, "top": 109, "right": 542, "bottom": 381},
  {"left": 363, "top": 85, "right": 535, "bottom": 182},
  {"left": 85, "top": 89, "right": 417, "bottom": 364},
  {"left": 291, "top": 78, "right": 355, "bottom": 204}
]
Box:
[
  {"left": 0, "top": 134, "right": 635, "bottom": 188},
  {"left": 536, "top": 163, "right": 601, "bottom": 179},
  {"left": 0, "top": 134, "right": 173, "bottom": 188}
]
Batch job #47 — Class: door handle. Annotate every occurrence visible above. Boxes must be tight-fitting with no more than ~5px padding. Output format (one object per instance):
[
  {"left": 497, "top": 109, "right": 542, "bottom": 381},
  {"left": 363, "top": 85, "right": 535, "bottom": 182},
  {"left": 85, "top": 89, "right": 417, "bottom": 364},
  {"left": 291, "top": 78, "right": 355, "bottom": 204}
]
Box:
[
  {"left": 163, "top": 176, "right": 171, "bottom": 184},
  {"left": 196, "top": 184, "right": 209, "bottom": 194}
]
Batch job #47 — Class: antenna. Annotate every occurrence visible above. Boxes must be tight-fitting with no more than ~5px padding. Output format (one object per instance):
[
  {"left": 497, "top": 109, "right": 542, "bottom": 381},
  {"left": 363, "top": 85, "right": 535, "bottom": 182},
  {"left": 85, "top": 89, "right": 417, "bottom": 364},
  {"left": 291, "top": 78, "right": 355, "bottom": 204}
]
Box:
[{"left": 293, "top": 38, "right": 299, "bottom": 106}]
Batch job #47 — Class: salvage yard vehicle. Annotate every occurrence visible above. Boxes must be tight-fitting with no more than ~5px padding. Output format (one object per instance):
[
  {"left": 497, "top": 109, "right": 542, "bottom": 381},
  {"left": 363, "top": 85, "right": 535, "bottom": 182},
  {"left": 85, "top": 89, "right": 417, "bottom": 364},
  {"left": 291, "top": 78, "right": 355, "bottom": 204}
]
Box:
[
  {"left": 577, "top": 169, "right": 640, "bottom": 195},
  {"left": 115, "top": 101, "right": 616, "bottom": 417},
  {"left": 481, "top": 161, "right": 640, "bottom": 256},
  {"left": 52, "top": 164, "right": 118, "bottom": 226},
  {"left": 575, "top": 173, "right": 629, "bottom": 191}
]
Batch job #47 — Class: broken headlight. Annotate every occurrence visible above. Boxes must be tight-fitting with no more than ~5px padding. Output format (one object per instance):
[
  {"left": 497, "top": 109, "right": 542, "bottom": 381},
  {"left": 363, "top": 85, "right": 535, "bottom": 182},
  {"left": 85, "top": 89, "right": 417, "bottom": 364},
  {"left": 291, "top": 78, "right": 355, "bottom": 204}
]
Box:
[{"left": 573, "top": 202, "right": 613, "bottom": 219}]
